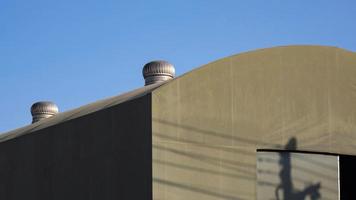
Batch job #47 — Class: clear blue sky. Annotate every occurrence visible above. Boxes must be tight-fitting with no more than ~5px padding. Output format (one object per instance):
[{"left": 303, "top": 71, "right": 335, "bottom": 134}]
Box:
[{"left": 1, "top": 0, "right": 356, "bottom": 133}]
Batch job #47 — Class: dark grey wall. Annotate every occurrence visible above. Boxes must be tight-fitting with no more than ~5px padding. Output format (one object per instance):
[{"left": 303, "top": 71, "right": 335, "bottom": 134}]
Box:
[{"left": 0, "top": 94, "right": 152, "bottom": 200}]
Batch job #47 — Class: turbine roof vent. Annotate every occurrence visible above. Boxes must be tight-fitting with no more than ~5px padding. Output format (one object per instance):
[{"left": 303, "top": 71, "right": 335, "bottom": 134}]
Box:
[
  {"left": 142, "top": 60, "right": 175, "bottom": 85},
  {"left": 31, "top": 101, "right": 59, "bottom": 123}
]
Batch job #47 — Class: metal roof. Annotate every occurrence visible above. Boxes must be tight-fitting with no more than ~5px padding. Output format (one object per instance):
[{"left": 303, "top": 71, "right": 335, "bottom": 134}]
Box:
[{"left": 0, "top": 82, "right": 165, "bottom": 143}]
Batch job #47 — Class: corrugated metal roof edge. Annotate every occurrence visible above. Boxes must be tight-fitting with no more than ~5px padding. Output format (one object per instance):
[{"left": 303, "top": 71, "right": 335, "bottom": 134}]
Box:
[
  {"left": 3, "top": 45, "right": 353, "bottom": 143},
  {"left": 0, "top": 82, "right": 167, "bottom": 143}
]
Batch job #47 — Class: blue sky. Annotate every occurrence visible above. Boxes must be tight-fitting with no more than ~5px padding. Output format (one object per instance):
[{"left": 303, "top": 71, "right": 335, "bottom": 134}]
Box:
[{"left": 1, "top": 0, "right": 356, "bottom": 133}]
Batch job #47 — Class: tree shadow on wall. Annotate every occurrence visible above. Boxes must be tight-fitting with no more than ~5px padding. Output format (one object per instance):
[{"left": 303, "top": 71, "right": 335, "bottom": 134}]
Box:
[{"left": 275, "top": 138, "right": 321, "bottom": 200}]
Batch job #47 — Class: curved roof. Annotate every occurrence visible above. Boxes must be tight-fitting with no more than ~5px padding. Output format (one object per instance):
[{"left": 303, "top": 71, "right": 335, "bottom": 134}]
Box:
[
  {"left": 152, "top": 45, "right": 356, "bottom": 200},
  {"left": 3, "top": 45, "right": 356, "bottom": 150},
  {"left": 152, "top": 45, "right": 356, "bottom": 155}
]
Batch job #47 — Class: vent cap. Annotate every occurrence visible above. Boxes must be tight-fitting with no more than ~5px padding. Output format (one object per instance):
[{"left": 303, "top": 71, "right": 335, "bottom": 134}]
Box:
[
  {"left": 31, "top": 101, "right": 59, "bottom": 123},
  {"left": 142, "top": 60, "right": 175, "bottom": 85}
]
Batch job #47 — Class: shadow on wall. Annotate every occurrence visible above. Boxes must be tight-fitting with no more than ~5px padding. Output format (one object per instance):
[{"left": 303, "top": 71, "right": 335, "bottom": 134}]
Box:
[
  {"left": 275, "top": 138, "right": 321, "bottom": 200},
  {"left": 153, "top": 119, "right": 333, "bottom": 200}
]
